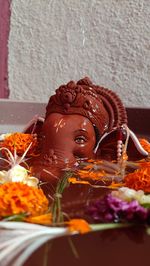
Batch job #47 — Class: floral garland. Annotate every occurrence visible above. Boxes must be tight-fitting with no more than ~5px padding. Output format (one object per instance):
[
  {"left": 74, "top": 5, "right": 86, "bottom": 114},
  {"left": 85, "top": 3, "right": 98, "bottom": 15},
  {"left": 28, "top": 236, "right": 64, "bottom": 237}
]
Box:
[
  {"left": 0, "top": 133, "right": 92, "bottom": 233},
  {"left": 1, "top": 132, "right": 150, "bottom": 265},
  {"left": 0, "top": 132, "right": 150, "bottom": 232}
]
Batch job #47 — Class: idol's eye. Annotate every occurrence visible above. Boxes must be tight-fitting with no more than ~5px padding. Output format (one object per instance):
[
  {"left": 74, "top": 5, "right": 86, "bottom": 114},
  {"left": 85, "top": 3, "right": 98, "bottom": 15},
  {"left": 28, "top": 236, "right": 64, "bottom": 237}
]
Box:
[{"left": 75, "top": 136, "right": 87, "bottom": 144}]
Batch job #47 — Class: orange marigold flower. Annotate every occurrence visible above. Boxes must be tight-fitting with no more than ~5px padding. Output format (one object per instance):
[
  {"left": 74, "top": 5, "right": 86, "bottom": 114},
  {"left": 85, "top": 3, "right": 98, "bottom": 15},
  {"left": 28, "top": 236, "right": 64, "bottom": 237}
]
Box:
[
  {"left": 0, "top": 182, "right": 49, "bottom": 218},
  {"left": 124, "top": 167, "right": 150, "bottom": 193},
  {"left": 1, "top": 133, "right": 37, "bottom": 156},
  {"left": 68, "top": 177, "right": 90, "bottom": 185},
  {"left": 139, "top": 161, "right": 150, "bottom": 168},
  {"left": 108, "top": 182, "right": 123, "bottom": 189},
  {"left": 139, "top": 138, "right": 150, "bottom": 153},
  {"left": 25, "top": 213, "right": 52, "bottom": 225},
  {"left": 66, "top": 219, "right": 91, "bottom": 234},
  {"left": 78, "top": 169, "right": 105, "bottom": 180}
]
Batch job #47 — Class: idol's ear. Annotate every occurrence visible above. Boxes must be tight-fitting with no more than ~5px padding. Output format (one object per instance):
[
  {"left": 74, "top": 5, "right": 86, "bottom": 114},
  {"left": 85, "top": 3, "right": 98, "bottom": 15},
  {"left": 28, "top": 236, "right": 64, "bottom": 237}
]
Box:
[
  {"left": 22, "top": 115, "right": 44, "bottom": 134},
  {"left": 94, "top": 126, "right": 148, "bottom": 161}
]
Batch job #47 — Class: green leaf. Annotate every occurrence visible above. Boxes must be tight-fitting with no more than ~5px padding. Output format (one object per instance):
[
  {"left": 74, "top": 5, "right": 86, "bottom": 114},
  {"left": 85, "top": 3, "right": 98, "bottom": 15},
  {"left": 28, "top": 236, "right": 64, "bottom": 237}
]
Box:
[{"left": 2, "top": 213, "right": 28, "bottom": 221}]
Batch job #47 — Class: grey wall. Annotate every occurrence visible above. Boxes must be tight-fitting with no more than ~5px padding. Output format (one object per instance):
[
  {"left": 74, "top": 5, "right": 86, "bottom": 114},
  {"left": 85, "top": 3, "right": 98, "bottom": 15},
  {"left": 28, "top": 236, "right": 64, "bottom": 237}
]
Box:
[{"left": 8, "top": 0, "right": 150, "bottom": 106}]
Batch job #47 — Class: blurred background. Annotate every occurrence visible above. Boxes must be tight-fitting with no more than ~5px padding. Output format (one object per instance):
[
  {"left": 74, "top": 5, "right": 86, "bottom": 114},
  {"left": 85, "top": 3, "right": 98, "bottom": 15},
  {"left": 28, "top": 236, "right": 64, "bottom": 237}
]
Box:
[{"left": 1, "top": 0, "right": 150, "bottom": 106}]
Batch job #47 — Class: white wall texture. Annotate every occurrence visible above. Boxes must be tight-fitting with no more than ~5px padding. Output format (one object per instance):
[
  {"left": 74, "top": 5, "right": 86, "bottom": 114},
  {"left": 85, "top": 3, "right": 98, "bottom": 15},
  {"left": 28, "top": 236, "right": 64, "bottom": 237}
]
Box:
[{"left": 8, "top": 0, "right": 150, "bottom": 106}]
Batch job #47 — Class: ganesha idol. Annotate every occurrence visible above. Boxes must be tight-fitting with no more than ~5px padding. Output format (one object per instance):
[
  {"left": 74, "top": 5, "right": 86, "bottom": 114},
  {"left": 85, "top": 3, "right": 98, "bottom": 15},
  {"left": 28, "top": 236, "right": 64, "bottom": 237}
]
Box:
[{"left": 25, "top": 77, "right": 148, "bottom": 183}]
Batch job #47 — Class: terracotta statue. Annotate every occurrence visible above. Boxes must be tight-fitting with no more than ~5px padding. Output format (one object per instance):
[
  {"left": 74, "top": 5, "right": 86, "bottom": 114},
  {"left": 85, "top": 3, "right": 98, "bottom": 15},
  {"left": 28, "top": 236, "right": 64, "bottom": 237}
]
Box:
[{"left": 27, "top": 77, "right": 147, "bottom": 182}]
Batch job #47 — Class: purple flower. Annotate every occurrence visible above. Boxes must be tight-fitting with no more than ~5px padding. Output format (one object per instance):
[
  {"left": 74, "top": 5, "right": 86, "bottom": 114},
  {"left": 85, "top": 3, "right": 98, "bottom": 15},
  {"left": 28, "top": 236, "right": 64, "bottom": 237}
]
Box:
[
  {"left": 86, "top": 194, "right": 148, "bottom": 223},
  {"left": 106, "top": 194, "right": 128, "bottom": 212},
  {"left": 124, "top": 200, "right": 147, "bottom": 222}
]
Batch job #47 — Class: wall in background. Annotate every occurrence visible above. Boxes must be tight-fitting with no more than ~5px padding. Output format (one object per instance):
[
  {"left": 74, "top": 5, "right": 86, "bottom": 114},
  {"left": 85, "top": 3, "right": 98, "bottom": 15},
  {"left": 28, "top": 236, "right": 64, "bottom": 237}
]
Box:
[
  {"left": 0, "top": 0, "right": 11, "bottom": 98},
  {"left": 8, "top": 0, "right": 150, "bottom": 106}
]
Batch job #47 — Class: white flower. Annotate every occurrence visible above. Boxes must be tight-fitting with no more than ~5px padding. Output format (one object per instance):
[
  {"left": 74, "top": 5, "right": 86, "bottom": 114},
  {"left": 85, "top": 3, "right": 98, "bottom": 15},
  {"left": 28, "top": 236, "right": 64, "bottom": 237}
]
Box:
[
  {"left": 139, "top": 195, "right": 150, "bottom": 205},
  {"left": 0, "top": 165, "right": 39, "bottom": 188},
  {"left": 111, "top": 187, "right": 150, "bottom": 206},
  {"left": 0, "top": 171, "right": 7, "bottom": 184},
  {"left": 111, "top": 187, "right": 136, "bottom": 201},
  {"left": 120, "top": 187, "right": 137, "bottom": 199},
  {"left": 0, "top": 143, "right": 39, "bottom": 187},
  {"left": 133, "top": 190, "right": 145, "bottom": 202},
  {"left": 25, "top": 176, "right": 39, "bottom": 187},
  {"left": 0, "top": 133, "right": 12, "bottom": 141},
  {"left": 6, "top": 165, "right": 28, "bottom": 183}
]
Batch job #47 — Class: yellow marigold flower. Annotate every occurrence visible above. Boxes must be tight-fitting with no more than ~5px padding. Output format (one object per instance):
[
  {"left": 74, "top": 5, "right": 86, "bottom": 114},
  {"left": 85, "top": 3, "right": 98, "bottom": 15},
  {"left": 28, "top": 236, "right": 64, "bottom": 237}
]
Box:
[
  {"left": 1, "top": 132, "right": 37, "bottom": 156},
  {"left": 124, "top": 167, "right": 150, "bottom": 193},
  {"left": 66, "top": 219, "right": 91, "bottom": 234},
  {"left": 0, "top": 182, "right": 49, "bottom": 218}
]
